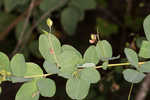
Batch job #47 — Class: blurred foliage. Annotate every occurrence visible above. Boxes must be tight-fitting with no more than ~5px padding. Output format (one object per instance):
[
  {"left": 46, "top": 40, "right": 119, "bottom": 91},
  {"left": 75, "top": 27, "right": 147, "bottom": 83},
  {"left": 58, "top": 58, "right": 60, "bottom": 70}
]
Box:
[{"left": 0, "top": 0, "right": 150, "bottom": 100}]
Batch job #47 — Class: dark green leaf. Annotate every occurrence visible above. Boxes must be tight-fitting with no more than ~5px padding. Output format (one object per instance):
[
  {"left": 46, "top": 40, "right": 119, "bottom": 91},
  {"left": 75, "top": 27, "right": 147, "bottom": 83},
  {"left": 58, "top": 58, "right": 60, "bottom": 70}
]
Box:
[
  {"left": 15, "top": 81, "right": 39, "bottom": 100},
  {"left": 123, "top": 69, "right": 145, "bottom": 83},
  {"left": 124, "top": 48, "right": 139, "bottom": 69},
  {"left": 43, "top": 60, "right": 59, "bottom": 74},
  {"left": 66, "top": 78, "right": 90, "bottom": 99},
  {"left": 83, "top": 46, "right": 100, "bottom": 64},
  {"left": 10, "top": 54, "right": 26, "bottom": 76},
  {"left": 80, "top": 67, "right": 100, "bottom": 83},
  {"left": 70, "top": 0, "right": 96, "bottom": 11},
  {"left": 61, "top": 6, "right": 82, "bottom": 35},
  {"left": 143, "top": 14, "right": 150, "bottom": 41},
  {"left": 39, "top": 0, "right": 61, "bottom": 12},
  {"left": 37, "top": 78, "right": 56, "bottom": 97},
  {"left": 139, "top": 40, "right": 150, "bottom": 58}
]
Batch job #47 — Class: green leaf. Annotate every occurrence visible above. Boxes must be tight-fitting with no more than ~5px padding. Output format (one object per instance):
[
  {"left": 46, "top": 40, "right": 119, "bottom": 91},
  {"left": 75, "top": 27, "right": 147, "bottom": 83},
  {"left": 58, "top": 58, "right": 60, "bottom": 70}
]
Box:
[
  {"left": 37, "top": 78, "right": 56, "bottom": 97},
  {"left": 102, "top": 61, "right": 108, "bottom": 70},
  {"left": 10, "top": 76, "right": 32, "bottom": 83},
  {"left": 139, "top": 40, "right": 150, "bottom": 58},
  {"left": 61, "top": 6, "right": 82, "bottom": 35},
  {"left": 15, "top": 81, "right": 39, "bottom": 100},
  {"left": 24, "top": 63, "right": 43, "bottom": 80},
  {"left": 0, "top": 12, "right": 16, "bottom": 32},
  {"left": 70, "top": 0, "right": 96, "bottom": 11},
  {"left": 59, "top": 50, "right": 81, "bottom": 68},
  {"left": 143, "top": 14, "right": 150, "bottom": 41},
  {"left": 96, "top": 40, "right": 112, "bottom": 61},
  {"left": 124, "top": 48, "right": 139, "bottom": 68},
  {"left": 0, "top": 52, "right": 10, "bottom": 72},
  {"left": 39, "top": 34, "right": 61, "bottom": 63},
  {"left": 139, "top": 61, "right": 150, "bottom": 73},
  {"left": 43, "top": 60, "right": 59, "bottom": 74},
  {"left": 4, "top": 0, "right": 29, "bottom": 12},
  {"left": 62, "top": 45, "right": 82, "bottom": 58},
  {"left": 80, "top": 67, "right": 100, "bottom": 84},
  {"left": 39, "top": 0, "right": 60, "bottom": 12},
  {"left": 83, "top": 46, "right": 100, "bottom": 64},
  {"left": 10, "top": 54, "right": 26, "bottom": 76},
  {"left": 96, "top": 18, "right": 118, "bottom": 37},
  {"left": 123, "top": 69, "right": 145, "bottom": 83},
  {"left": 66, "top": 78, "right": 90, "bottom": 99},
  {"left": 77, "top": 63, "right": 95, "bottom": 68}
]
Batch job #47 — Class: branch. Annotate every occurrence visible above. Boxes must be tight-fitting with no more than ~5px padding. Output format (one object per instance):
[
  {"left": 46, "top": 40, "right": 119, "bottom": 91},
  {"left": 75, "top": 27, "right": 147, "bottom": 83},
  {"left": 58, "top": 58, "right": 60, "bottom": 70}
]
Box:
[
  {"left": 0, "top": 0, "right": 43, "bottom": 41},
  {"left": 135, "top": 73, "right": 150, "bottom": 100},
  {"left": 11, "top": 0, "right": 35, "bottom": 57}
]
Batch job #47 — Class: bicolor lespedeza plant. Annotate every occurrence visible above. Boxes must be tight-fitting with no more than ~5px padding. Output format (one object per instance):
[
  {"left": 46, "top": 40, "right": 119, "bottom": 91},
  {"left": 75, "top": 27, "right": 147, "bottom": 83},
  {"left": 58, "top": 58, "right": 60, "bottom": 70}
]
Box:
[{"left": 1, "top": 15, "right": 150, "bottom": 100}]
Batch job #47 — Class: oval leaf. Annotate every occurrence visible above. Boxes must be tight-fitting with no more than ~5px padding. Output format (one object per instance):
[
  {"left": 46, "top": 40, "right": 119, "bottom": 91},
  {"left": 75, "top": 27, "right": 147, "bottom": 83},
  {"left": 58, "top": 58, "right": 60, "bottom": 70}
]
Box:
[
  {"left": 139, "top": 40, "right": 150, "bottom": 58},
  {"left": 83, "top": 46, "right": 100, "bottom": 64},
  {"left": 66, "top": 78, "right": 90, "bottom": 99},
  {"left": 139, "top": 61, "right": 150, "bottom": 73},
  {"left": 61, "top": 7, "right": 82, "bottom": 35},
  {"left": 37, "top": 78, "right": 56, "bottom": 97},
  {"left": 124, "top": 48, "right": 139, "bottom": 69},
  {"left": 15, "top": 81, "right": 39, "bottom": 100},
  {"left": 24, "top": 63, "right": 43, "bottom": 80},
  {"left": 96, "top": 40, "right": 112, "bottom": 61},
  {"left": 39, "top": 34, "right": 61, "bottom": 63},
  {"left": 123, "top": 69, "right": 145, "bottom": 83},
  {"left": 80, "top": 67, "right": 100, "bottom": 83},
  {"left": 10, "top": 54, "right": 26, "bottom": 76},
  {"left": 0, "top": 52, "right": 10, "bottom": 72},
  {"left": 143, "top": 14, "right": 150, "bottom": 41},
  {"left": 43, "top": 60, "right": 59, "bottom": 74}
]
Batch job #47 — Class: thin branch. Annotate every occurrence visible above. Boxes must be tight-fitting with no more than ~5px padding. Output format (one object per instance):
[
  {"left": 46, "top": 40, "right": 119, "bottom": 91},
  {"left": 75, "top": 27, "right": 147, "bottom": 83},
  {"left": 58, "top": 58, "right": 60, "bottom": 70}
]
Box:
[
  {"left": 0, "top": 0, "right": 43, "bottom": 41},
  {"left": 128, "top": 83, "right": 134, "bottom": 100},
  {"left": 12, "top": 0, "right": 68, "bottom": 56},
  {"left": 11, "top": 0, "right": 35, "bottom": 57},
  {"left": 23, "top": 61, "right": 145, "bottom": 79}
]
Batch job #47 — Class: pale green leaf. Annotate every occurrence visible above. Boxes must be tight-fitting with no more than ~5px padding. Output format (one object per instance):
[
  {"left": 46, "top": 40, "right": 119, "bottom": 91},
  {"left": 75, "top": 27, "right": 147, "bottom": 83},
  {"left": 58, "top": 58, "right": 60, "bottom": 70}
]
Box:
[
  {"left": 96, "top": 40, "right": 112, "bottom": 61},
  {"left": 24, "top": 62, "right": 43, "bottom": 80},
  {"left": 15, "top": 81, "right": 39, "bottom": 100},
  {"left": 139, "top": 40, "right": 150, "bottom": 58},
  {"left": 10, "top": 54, "right": 26, "bottom": 76},
  {"left": 83, "top": 46, "right": 100, "bottom": 64},
  {"left": 0, "top": 52, "right": 10, "bottom": 72},
  {"left": 124, "top": 48, "right": 139, "bottom": 68},
  {"left": 139, "top": 61, "right": 150, "bottom": 73},
  {"left": 80, "top": 67, "right": 100, "bottom": 83},
  {"left": 61, "top": 7, "right": 82, "bottom": 35},
  {"left": 123, "top": 69, "right": 145, "bottom": 83},
  {"left": 37, "top": 78, "right": 56, "bottom": 97},
  {"left": 143, "top": 14, "right": 150, "bottom": 41},
  {"left": 66, "top": 78, "right": 90, "bottom": 99},
  {"left": 10, "top": 76, "right": 32, "bottom": 83},
  {"left": 39, "top": 34, "right": 61, "bottom": 63},
  {"left": 43, "top": 60, "right": 59, "bottom": 74}
]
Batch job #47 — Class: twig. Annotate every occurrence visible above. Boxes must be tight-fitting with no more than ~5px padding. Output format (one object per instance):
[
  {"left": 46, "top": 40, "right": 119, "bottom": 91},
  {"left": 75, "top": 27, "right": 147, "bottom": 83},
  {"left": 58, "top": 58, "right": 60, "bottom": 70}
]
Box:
[
  {"left": 19, "top": 0, "right": 68, "bottom": 53},
  {"left": 135, "top": 73, "right": 150, "bottom": 100},
  {"left": 128, "top": 83, "right": 134, "bottom": 100},
  {"left": 11, "top": 0, "right": 35, "bottom": 57},
  {"left": 0, "top": 0, "right": 43, "bottom": 41}
]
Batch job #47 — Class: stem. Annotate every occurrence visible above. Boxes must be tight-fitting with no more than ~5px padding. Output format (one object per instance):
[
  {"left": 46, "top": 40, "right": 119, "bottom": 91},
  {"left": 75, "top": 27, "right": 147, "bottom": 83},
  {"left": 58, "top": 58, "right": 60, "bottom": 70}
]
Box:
[
  {"left": 95, "top": 61, "right": 145, "bottom": 69},
  {"left": 23, "top": 61, "right": 145, "bottom": 78},
  {"left": 128, "top": 83, "right": 134, "bottom": 100},
  {"left": 24, "top": 73, "right": 51, "bottom": 78}
]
